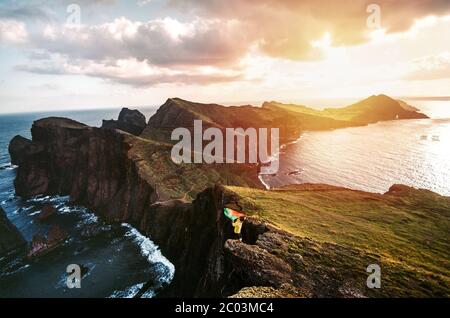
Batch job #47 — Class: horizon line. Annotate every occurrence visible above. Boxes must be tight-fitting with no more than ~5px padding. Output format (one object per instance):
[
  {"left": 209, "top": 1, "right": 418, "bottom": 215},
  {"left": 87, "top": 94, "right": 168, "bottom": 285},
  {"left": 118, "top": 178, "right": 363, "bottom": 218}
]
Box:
[{"left": 1, "top": 95, "right": 449, "bottom": 116}]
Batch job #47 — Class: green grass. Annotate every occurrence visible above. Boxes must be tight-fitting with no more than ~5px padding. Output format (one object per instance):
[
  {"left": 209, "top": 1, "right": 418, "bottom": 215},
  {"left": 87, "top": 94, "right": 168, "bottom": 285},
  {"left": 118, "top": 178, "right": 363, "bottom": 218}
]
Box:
[
  {"left": 126, "top": 136, "right": 262, "bottom": 200},
  {"left": 225, "top": 184, "right": 450, "bottom": 286}
]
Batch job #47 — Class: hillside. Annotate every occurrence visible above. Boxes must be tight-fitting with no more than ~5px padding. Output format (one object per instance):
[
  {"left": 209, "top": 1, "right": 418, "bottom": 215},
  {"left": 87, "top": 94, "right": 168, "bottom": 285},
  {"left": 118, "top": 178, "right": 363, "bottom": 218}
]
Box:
[
  {"left": 263, "top": 94, "right": 428, "bottom": 124},
  {"left": 142, "top": 97, "right": 352, "bottom": 145},
  {"left": 225, "top": 184, "right": 450, "bottom": 297}
]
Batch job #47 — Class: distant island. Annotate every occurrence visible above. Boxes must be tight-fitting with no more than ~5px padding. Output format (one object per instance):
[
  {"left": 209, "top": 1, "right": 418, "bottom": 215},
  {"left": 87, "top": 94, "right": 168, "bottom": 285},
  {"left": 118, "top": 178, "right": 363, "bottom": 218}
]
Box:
[{"left": 7, "top": 94, "right": 449, "bottom": 298}]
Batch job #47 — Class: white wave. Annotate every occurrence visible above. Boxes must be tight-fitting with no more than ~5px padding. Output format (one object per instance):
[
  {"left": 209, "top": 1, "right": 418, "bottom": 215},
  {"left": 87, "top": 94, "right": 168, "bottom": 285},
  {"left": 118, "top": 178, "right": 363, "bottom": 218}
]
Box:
[
  {"left": 141, "top": 289, "right": 155, "bottom": 298},
  {"left": 55, "top": 273, "right": 68, "bottom": 289},
  {"left": 51, "top": 201, "right": 99, "bottom": 226},
  {"left": 258, "top": 175, "right": 271, "bottom": 190},
  {"left": 1, "top": 264, "right": 30, "bottom": 277},
  {"left": 108, "top": 282, "right": 144, "bottom": 298},
  {"left": 258, "top": 133, "right": 305, "bottom": 189},
  {"left": 27, "top": 195, "right": 51, "bottom": 203},
  {"left": 0, "top": 163, "right": 17, "bottom": 170},
  {"left": 58, "top": 206, "right": 73, "bottom": 214},
  {"left": 122, "top": 223, "right": 175, "bottom": 284},
  {"left": 77, "top": 212, "right": 98, "bottom": 226}
]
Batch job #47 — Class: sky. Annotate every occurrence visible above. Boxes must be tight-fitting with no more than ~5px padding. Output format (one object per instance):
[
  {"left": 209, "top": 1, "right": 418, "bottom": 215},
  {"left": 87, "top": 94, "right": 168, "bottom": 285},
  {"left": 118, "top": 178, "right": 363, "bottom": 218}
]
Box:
[{"left": 0, "top": 0, "right": 449, "bottom": 113}]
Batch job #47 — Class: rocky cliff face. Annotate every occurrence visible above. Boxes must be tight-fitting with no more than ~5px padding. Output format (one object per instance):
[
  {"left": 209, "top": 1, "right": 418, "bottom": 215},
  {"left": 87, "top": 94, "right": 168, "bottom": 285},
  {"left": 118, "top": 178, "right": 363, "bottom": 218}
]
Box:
[
  {"left": 12, "top": 117, "right": 159, "bottom": 224},
  {"left": 7, "top": 116, "right": 267, "bottom": 297},
  {"left": 0, "top": 207, "right": 26, "bottom": 257}
]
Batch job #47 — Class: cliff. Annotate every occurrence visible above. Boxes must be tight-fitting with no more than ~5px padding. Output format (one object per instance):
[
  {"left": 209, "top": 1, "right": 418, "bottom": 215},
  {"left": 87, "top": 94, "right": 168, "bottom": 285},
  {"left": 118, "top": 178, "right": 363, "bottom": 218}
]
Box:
[
  {"left": 8, "top": 96, "right": 444, "bottom": 298},
  {"left": 143, "top": 97, "right": 352, "bottom": 145},
  {"left": 7, "top": 115, "right": 264, "bottom": 296},
  {"left": 7, "top": 116, "right": 259, "bottom": 296},
  {"left": 0, "top": 207, "right": 26, "bottom": 257},
  {"left": 225, "top": 184, "right": 450, "bottom": 297}
]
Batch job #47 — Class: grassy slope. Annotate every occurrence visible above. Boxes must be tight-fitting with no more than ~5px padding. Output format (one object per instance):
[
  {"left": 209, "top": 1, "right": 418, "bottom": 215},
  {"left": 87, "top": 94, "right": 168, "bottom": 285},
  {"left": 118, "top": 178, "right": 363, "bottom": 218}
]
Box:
[
  {"left": 265, "top": 95, "right": 428, "bottom": 123},
  {"left": 127, "top": 136, "right": 262, "bottom": 200},
  {"left": 226, "top": 184, "right": 450, "bottom": 296}
]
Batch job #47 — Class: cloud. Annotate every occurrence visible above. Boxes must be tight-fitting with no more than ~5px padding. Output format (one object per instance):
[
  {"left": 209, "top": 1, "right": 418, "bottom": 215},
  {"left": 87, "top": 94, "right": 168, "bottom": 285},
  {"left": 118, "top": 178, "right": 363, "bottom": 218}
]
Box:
[
  {"left": 16, "top": 55, "right": 244, "bottom": 86},
  {"left": 4, "top": 0, "right": 450, "bottom": 88},
  {"left": 137, "top": 0, "right": 152, "bottom": 7},
  {"left": 168, "top": 0, "right": 450, "bottom": 60},
  {"left": 8, "top": 15, "right": 251, "bottom": 86},
  {"left": 40, "top": 0, "right": 116, "bottom": 6},
  {"left": 0, "top": 19, "right": 28, "bottom": 44},
  {"left": 27, "top": 17, "right": 251, "bottom": 67},
  {"left": 405, "top": 53, "right": 450, "bottom": 81}
]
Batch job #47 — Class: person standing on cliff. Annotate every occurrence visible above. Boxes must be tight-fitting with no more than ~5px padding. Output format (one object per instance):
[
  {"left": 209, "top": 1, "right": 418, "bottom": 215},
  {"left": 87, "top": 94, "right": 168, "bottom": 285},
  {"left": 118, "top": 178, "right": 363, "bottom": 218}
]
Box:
[
  {"left": 232, "top": 216, "right": 245, "bottom": 241},
  {"left": 224, "top": 207, "right": 246, "bottom": 241}
]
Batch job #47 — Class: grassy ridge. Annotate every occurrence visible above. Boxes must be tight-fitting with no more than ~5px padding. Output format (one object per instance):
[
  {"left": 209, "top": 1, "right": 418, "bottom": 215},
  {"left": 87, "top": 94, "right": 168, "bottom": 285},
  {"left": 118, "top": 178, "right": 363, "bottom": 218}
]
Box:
[
  {"left": 128, "top": 136, "right": 263, "bottom": 200},
  {"left": 226, "top": 184, "right": 450, "bottom": 295}
]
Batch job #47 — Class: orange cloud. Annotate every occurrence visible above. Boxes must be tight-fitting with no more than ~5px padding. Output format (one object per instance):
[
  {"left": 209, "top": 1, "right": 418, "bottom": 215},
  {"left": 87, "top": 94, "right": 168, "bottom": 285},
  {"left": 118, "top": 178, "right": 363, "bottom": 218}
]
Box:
[{"left": 169, "top": 0, "right": 450, "bottom": 60}]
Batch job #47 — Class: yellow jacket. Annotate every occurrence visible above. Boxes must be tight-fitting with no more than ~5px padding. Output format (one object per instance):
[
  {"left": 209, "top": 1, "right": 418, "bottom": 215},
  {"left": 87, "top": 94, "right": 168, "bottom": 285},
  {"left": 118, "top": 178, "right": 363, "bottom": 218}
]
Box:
[{"left": 232, "top": 218, "right": 243, "bottom": 234}]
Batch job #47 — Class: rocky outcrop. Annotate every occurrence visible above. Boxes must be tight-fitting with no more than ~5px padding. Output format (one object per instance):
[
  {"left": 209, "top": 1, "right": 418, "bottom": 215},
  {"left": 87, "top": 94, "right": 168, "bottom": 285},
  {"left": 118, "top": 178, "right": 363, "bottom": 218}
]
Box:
[
  {"left": 11, "top": 117, "right": 160, "bottom": 224},
  {"left": 102, "top": 107, "right": 146, "bottom": 136},
  {"left": 0, "top": 207, "right": 26, "bottom": 257},
  {"left": 8, "top": 135, "right": 32, "bottom": 165},
  {"left": 140, "top": 185, "right": 301, "bottom": 297}
]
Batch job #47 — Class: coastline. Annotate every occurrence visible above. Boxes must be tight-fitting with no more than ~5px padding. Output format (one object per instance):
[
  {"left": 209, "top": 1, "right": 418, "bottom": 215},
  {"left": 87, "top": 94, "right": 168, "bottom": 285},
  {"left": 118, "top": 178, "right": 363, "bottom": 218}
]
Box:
[{"left": 4, "top": 96, "right": 448, "bottom": 298}]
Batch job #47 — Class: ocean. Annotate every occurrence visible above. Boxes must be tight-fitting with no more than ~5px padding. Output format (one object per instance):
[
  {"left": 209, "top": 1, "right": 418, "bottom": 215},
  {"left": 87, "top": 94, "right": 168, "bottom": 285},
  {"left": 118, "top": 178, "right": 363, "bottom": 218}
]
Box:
[
  {"left": 0, "top": 107, "right": 175, "bottom": 298},
  {"left": 261, "top": 100, "right": 450, "bottom": 196}
]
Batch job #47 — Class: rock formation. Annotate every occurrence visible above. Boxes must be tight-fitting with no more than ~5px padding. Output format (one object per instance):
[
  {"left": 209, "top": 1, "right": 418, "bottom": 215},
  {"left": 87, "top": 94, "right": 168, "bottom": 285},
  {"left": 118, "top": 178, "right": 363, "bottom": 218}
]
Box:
[
  {"left": 8, "top": 135, "right": 32, "bottom": 166},
  {"left": 102, "top": 107, "right": 146, "bottom": 136},
  {"left": 0, "top": 207, "right": 26, "bottom": 257}
]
